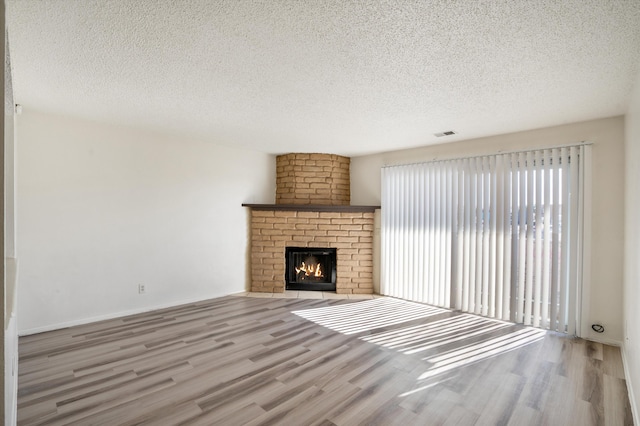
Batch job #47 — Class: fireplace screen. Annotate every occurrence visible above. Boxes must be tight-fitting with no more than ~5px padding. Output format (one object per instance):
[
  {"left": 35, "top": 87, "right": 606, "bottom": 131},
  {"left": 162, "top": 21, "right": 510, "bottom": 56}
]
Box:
[{"left": 285, "top": 247, "right": 337, "bottom": 291}]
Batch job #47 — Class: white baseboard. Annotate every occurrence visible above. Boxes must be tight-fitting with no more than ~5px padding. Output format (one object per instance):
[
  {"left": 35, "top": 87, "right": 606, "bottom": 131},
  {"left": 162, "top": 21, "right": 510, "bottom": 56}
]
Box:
[
  {"left": 583, "top": 334, "right": 623, "bottom": 347},
  {"left": 18, "top": 293, "right": 230, "bottom": 336},
  {"left": 621, "top": 344, "right": 639, "bottom": 426}
]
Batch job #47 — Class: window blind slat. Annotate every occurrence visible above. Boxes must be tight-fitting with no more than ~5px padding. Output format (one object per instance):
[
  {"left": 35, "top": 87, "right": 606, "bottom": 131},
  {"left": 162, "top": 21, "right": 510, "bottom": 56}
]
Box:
[
  {"left": 462, "top": 159, "right": 471, "bottom": 312},
  {"left": 550, "top": 149, "right": 561, "bottom": 331},
  {"left": 455, "top": 161, "right": 464, "bottom": 309},
  {"left": 415, "top": 164, "right": 422, "bottom": 301},
  {"left": 517, "top": 152, "right": 527, "bottom": 323},
  {"left": 474, "top": 159, "right": 483, "bottom": 315},
  {"left": 533, "top": 151, "right": 544, "bottom": 328},
  {"left": 502, "top": 155, "right": 513, "bottom": 321},
  {"left": 482, "top": 156, "right": 492, "bottom": 316},
  {"left": 445, "top": 162, "right": 453, "bottom": 307},
  {"left": 469, "top": 160, "right": 478, "bottom": 313},
  {"left": 559, "top": 148, "right": 570, "bottom": 332},
  {"left": 410, "top": 166, "right": 416, "bottom": 300},
  {"left": 495, "top": 155, "right": 505, "bottom": 319},
  {"left": 524, "top": 151, "right": 535, "bottom": 326},
  {"left": 541, "top": 150, "right": 552, "bottom": 329},
  {"left": 510, "top": 153, "right": 519, "bottom": 322},
  {"left": 567, "top": 146, "right": 580, "bottom": 335},
  {"left": 434, "top": 163, "right": 442, "bottom": 305}
]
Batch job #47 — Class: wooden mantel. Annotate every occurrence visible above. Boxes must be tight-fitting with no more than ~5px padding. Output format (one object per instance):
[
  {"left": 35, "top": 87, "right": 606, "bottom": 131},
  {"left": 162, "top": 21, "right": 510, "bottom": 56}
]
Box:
[{"left": 242, "top": 204, "right": 380, "bottom": 213}]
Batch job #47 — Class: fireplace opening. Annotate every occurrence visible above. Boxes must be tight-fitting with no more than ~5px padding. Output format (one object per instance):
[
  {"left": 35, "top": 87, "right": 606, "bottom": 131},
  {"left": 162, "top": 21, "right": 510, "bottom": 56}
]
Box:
[{"left": 285, "top": 247, "right": 337, "bottom": 291}]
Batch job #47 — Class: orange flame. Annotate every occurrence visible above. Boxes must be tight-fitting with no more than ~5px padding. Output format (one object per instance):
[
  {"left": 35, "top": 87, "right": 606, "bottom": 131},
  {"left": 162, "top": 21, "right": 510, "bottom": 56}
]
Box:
[{"left": 295, "top": 261, "right": 323, "bottom": 278}]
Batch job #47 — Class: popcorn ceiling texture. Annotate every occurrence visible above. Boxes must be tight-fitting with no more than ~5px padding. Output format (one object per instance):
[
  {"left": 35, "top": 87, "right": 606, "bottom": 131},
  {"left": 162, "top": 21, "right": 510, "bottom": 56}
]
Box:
[
  {"left": 6, "top": 0, "right": 640, "bottom": 156},
  {"left": 276, "top": 153, "right": 350, "bottom": 205}
]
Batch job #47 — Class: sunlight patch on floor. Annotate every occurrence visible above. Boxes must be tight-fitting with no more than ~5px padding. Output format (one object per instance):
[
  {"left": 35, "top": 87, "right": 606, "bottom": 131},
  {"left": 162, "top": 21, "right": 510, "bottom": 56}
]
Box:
[
  {"left": 362, "top": 313, "right": 513, "bottom": 354},
  {"left": 292, "top": 297, "right": 448, "bottom": 335},
  {"left": 293, "top": 296, "right": 546, "bottom": 383},
  {"left": 417, "top": 327, "right": 545, "bottom": 380}
]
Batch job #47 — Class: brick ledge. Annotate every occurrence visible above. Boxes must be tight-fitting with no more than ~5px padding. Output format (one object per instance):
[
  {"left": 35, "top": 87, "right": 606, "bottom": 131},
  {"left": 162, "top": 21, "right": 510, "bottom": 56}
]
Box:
[{"left": 243, "top": 204, "right": 380, "bottom": 212}]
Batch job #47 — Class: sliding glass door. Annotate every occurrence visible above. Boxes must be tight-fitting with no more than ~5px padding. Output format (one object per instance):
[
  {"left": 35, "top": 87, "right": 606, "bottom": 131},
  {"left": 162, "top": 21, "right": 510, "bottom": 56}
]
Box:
[{"left": 381, "top": 145, "right": 591, "bottom": 334}]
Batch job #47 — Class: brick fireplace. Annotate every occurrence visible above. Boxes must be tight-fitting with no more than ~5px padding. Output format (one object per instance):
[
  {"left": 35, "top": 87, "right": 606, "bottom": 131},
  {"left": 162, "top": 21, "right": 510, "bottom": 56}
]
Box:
[{"left": 243, "top": 153, "right": 379, "bottom": 294}]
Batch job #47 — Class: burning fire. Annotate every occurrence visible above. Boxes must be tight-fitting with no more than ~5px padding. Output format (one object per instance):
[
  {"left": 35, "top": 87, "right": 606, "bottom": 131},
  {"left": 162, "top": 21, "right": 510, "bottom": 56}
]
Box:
[{"left": 295, "top": 261, "right": 323, "bottom": 278}]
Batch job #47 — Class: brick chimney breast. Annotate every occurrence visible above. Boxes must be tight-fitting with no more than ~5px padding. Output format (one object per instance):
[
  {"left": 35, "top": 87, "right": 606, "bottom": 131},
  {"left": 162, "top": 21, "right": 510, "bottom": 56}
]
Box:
[
  {"left": 275, "top": 153, "right": 350, "bottom": 205},
  {"left": 246, "top": 152, "right": 376, "bottom": 294}
]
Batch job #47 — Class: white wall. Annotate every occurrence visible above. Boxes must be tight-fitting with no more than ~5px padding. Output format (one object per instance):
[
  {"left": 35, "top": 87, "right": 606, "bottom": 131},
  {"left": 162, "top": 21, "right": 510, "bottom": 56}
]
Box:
[
  {"left": 4, "top": 112, "right": 17, "bottom": 425},
  {"left": 2, "top": 4, "right": 18, "bottom": 421},
  {"left": 17, "top": 110, "right": 275, "bottom": 333},
  {"left": 352, "top": 117, "right": 625, "bottom": 344},
  {"left": 624, "top": 71, "right": 640, "bottom": 422}
]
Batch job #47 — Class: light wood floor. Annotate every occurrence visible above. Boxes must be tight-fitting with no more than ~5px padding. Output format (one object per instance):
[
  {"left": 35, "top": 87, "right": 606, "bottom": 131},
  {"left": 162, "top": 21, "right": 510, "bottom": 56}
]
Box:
[{"left": 18, "top": 295, "right": 633, "bottom": 425}]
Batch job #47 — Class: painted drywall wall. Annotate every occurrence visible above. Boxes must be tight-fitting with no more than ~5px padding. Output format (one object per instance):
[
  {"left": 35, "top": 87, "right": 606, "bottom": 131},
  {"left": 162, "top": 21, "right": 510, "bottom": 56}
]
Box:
[
  {"left": 352, "top": 117, "right": 625, "bottom": 344},
  {"left": 624, "top": 71, "right": 640, "bottom": 422},
  {"left": 4, "top": 112, "right": 18, "bottom": 426},
  {"left": 16, "top": 110, "right": 275, "bottom": 333}
]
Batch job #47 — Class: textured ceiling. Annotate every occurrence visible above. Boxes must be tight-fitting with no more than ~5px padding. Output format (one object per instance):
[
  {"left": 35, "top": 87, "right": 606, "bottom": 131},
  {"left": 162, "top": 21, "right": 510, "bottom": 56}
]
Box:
[{"left": 6, "top": 0, "right": 640, "bottom": 156}]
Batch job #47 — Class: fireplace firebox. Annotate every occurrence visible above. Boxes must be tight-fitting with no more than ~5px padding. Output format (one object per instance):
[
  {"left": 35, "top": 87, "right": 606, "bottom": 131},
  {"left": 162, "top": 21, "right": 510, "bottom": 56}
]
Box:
[{"left": 285, "top": 247, "right": 337, "bottom": 291}]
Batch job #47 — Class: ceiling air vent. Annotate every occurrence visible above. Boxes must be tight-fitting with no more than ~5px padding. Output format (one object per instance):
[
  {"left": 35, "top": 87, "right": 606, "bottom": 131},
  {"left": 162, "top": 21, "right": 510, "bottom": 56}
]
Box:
[{"left": 434, "top": 130, "right": 457, "bottom": 137}]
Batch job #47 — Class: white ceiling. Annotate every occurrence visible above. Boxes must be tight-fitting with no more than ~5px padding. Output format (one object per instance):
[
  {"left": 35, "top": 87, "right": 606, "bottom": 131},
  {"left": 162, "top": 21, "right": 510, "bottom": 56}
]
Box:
[{"left": 6, "top": 0, "right": 640, "bottom": 156}]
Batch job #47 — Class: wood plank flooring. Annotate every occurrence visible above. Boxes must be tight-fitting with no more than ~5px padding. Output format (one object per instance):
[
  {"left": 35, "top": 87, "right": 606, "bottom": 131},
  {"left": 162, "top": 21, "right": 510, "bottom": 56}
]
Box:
[{"left": 18, "top": 295, "right": 633, "bottom": 425}]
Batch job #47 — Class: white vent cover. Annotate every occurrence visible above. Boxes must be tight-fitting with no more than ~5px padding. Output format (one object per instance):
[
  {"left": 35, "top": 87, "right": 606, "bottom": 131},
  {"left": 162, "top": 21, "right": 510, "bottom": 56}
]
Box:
[{"left": 434, "top": 131, "right": 457, "bottom": 137}]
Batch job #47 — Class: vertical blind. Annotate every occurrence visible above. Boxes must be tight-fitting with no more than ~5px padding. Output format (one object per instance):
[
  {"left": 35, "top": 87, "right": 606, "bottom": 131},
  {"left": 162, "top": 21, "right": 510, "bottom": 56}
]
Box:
[{"left": 381, "top": 145, "right": 591, "bottom": 334}]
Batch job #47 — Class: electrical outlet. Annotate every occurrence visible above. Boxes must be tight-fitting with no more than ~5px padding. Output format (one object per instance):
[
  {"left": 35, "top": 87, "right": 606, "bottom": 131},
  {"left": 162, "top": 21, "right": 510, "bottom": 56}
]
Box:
[{"left": 138, "top": 284, "right": 146, "bottom": 294}]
